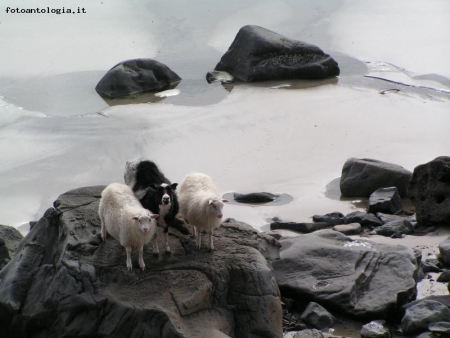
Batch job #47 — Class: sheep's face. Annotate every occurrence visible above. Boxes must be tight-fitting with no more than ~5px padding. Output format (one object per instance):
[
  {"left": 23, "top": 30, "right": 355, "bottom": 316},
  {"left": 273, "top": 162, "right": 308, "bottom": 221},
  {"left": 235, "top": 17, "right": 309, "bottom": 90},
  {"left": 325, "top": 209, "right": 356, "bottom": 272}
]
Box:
[
  {"left": 208, "top": 199, "right": 229, "bottom": 219},
  {"left": 150, "top": 183, "right": 178, "bottom": 206},
  {"left": 132, "top": 213, "right": 159, "bottom": 233}
]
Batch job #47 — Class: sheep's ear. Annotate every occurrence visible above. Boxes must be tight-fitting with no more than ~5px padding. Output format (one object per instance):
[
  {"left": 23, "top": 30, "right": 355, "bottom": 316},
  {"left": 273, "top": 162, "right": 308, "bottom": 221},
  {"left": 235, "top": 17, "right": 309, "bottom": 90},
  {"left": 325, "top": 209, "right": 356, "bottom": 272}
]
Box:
[
  {"left": 151, "top": 214, "right": 159, "bottom": 219},
  {"left": 150, "top": 184, "right": 158, "bottom": 190},
  {"left": 222, "top": 199, "right": 229, "bottom": 203},
  {"left": 171, "top": 183, "right": 178, "bottom": 190},
  {"left": 132, "top": 216, "right": 139, "bottom": 221},
  {"left": 208, "top": 199, "right": 214, "bottom": 205}
]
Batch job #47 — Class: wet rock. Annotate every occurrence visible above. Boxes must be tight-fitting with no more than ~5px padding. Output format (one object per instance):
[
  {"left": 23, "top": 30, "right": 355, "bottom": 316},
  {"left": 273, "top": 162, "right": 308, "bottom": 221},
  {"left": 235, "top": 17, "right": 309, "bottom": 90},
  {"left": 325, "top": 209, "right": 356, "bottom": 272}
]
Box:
[
  {"left": 233, "top": 192, "right": 278, "bottom": 203},
  {"left": 300, "top": 302, "right": 335, "bottom": 330},
  {"left": 401, "top": 299, "right": 450, "bottom": 335},
  {"left": 374, "top": 219, "right": 414, "bottom": 237},
  {"left": 214, "top": 25, "right": 339, "bottom": 82},
  {"left": 408, "top": 156, "right": 450, "bottom": 226},
  {"left": 205, "top": 70, "right": 234, "bottom": 84},
  {"left": 436, "top": 270, "right": 450, "bottom": 282},
  {"left": 270, "top": 222, "right": 330, "bottom": 233},
  {"left": 0, "top": 224, "right": 24, "bottom": 259},
  {"left": 345, "top": 211, "right": 383, "bottom": 228},
  {"left": 368, "top": 187, "right": 402, "bottom": 215},
  {"left": 333, "top": 223, "right": 361, "bottom": 235},
  {"left": 293, "top": 328, "right": 324, "bottom": 338},
  {"left": 273, "top": 230, "right": 418, "bottom": 319},
  {"left": 95, "top": 58, "right": 181, "bottom": 98},
  {"left": 361, "top": 320, "right": 391, "bottom": 338},
  {"left": 438, "top": 237, "right": 450, "bottom": 267},
  {"left": 428, "top": 321, "right": 450, "bottom": 335},
  {"left": 340, "top": 158, "right": 412, "bottom": 197},
  {"left": 312, "top": 212, "right": 345, "bottom": 226},
  {"left": 0, "top": 186, "right": 282, "bottom": 338}
]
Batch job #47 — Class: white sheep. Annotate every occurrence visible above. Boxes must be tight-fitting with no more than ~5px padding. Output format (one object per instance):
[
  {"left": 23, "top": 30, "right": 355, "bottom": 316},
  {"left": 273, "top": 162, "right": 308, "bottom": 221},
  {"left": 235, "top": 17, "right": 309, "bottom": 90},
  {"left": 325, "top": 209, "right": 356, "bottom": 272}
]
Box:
[
  {"left": 98, "top": 182, "right": 159, "bottom": 271},
  {"left": 178, "top": 173, "right": 228, "bottom": 252}
]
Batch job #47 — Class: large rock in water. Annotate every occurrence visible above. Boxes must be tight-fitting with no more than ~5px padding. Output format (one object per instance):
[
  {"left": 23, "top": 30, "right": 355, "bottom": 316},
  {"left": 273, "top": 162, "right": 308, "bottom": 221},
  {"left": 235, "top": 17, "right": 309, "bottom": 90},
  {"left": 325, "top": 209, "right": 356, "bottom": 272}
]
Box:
[
  {"left": 340, "top": 158, "right": 412, "bottom": 197},
  {"left": 214, "top": 25, "right": 339, "bottom": 82},
  {"left": 272, "top": 230, "right": 418, "bottom": 319},
  {"left": 408, "top": 156, "right": 450, "bottom": 226},
  {"left": 95, "top": 59, "right": 181, "bottom": 98},
  {"left": 0, "top": 186, "right": 282, "bottom": 338}
]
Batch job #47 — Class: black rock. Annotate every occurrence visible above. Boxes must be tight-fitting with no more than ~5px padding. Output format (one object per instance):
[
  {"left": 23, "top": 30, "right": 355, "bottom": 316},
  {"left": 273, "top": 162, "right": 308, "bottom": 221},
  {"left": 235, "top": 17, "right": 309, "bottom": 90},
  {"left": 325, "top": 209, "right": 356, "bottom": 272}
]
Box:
[
  {"left": 375, "top": 219, "right": 414, "bottom": 237},
  {"left": 95, "top": 58, "right": 181, "bottom": 98},
  {"left": 340, "top": 158, "right": 412, "bottom": 197},
  {"left": 234, "top": 192, "right": 278, "bottom": 203},
  {"left": 214, "top": 25, "right": 339, "bottom": 82},
  {"left": 270, "top": 222, "right": 330, "bottom": 233},
  {"left": 436, "top": 270, "right": 450, "bottom": 282},
  {"left": 408, "top": 156, "right": 450, "bottom": 226},
  {"left": 401, "top": 300, "right": 450, "bottom": 334},
  {"left": 345, "top": 211, "right": 383, "bottom": 228},
  {"left": 438, "top": 237, "right": 450, "bottom": 267},
  {"left": 312, "top": 212, "right": 345, "bottom": 226},
  {"left": 0, "top": 224, "right": 24, "bottom": 259},
  {"left": 300, "top": 302, "right": 335, "bottom": 330},
  {"left": 421, "top": 261, "right": 441, "bottom": 274},
  {"left": 368, "top": 187, "right": 403, "bottom": 215}
]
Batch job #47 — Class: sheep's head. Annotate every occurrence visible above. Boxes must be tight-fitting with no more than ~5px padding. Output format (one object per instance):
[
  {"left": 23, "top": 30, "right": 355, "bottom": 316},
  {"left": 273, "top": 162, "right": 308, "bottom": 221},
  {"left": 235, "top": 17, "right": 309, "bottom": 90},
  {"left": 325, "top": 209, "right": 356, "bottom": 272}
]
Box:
[
  {"left": 150, "top": 183, "right": 178, "bottom": 206},
  {"left": 132, "top": 213, "right": 159, "bottom": 233},
  {"left": 208, "top": 199, "right": 229, "bottom": 219}
]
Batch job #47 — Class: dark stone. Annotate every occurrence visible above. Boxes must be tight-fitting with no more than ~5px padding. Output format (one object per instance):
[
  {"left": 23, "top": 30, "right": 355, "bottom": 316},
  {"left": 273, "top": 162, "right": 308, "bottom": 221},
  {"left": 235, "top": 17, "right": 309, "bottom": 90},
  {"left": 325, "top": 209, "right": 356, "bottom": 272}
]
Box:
[
  {"left": 428, "top": 322, "right": 450, "bottom": 335},
  {"left": 401, "top": 300, "right": 450, "bottom": 334},
  {"left": 234, "top": 192, "right": 278, "bottom": 203},
  {"left": 403, "top": 296, "right": 450, "bottom": 311},
  {"left": 0, "top": 225, "right": 24, "bottom": 259},
  {"left": 374, "top": 219, "right": 414, "bottom": 237},
  {"left": 205, "top": 70, "right": 234, "bottom": 84},
  {"left": 270, "top": 222, "right": 330, "bottom": 233},
  {"left": 273, "top": 230, "right": 418, "bottom": 319},
  {"left": 214, "top": 25, "right": 339, "bottom": 82},
  {"left": 361, "top": 320, "right": 391, "bottom": 338},
  {"left": 293, "top": 328, "right": 324, "bottom": 338},
  {"left": 438, "top": 237, "right": 450, "bottom": 267},
  {"left": 345, "top": 211, "right": 383, "bottom": 228},
  {"left": 421, "top": 261, "right": 441, "bottom": 274},
  {"left": 436, "top": 270, "right": 450, "bottom": 282},
  {"left": 265, "top": 231, "right": 282, "bottom": 240},
  {"left": 408, "top": 156, "right": 450, "bottom": 226},
  {"left": 376, "top": 213, "right": 416, "bottom": 226},
  {"left": 0, "top": 186, "right": 282, "bottom": 338},
  {"left": 368, "top": 187, "right": 403, "bottom": 215},
  {"left": 332, "top": 223, "right": 361, "bottom": 235},
  {"left": 312, "top": 212, "right": 345, "bottom": 226},
  {"left": 340, "top": 158, "right": 412, "bottom": 197},
  {"left": 95, "top": 58, "right": 181, "bottom": 98},
  {"left": 300, "top": 302, "right": 335, "bottom": 330}
]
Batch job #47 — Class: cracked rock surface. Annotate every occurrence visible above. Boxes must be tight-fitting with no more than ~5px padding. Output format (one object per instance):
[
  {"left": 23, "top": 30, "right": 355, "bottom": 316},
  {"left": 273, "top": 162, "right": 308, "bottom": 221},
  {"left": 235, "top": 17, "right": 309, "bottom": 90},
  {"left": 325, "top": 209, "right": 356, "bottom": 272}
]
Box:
[{"left": 0, "top": 186, "right": 282, "bottom": 338}]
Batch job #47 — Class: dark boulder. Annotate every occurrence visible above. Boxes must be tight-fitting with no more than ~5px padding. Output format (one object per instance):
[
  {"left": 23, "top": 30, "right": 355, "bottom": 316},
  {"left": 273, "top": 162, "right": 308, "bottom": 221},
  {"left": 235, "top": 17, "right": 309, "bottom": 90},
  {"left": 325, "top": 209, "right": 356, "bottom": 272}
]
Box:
[
  {"left": 273, "top": 230, "right": 418, "bottom": 319},
  {"left": 234, "top": 192, "right": 278, "bottom": 204},
  {"left": 345, "top": 211, "right": 383, "bottom": 228},
  {"left": 95, "top": 59, "right": 181, "bottom": 98},
  {"left": 401, "top": 299, "right": 450, "bottom": 335},
  {"left": 368, "top": 187, "right": 403, "bottom": 215},
  {"left": 374, "top": 219, "right": 415, "bottom": 237},
  {"left": 0, "top": 186, "right": 282, "bottom": 338},
  {"left": 408, "top": 156, "right": 450, "bottom": 226},
  {"left": 270, "top": 222, "right": 330, "bottom": 233},
  {"left": 438, "top": 237, "right": 450, "bottom": 267},
  {"left": 340, "top": 158, "right": 412, "bottom": 197},
  {"left": 436, "top": 270, "right": 450, "bottom": 282},
  {"left": 312, "top": 212, "right": 345, "bottom": 226},
  {"left": 300, "top": 302, "right": 335, "bottom": 330},
  {"left": 376, "top": 213, "right": 416, "bottom": 226},
  {"left": 214, "top": 25, "right": 339, "bottom": 82}
]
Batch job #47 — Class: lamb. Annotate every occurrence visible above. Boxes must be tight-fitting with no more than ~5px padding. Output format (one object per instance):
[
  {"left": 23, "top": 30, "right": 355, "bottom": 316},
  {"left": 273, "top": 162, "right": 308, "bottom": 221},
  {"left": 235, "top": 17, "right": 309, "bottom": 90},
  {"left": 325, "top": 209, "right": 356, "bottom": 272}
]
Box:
[
  {"left": 98, "top": 182, "right": 159, "bottom": 271},
  {"left": 178, "top": 172, "right": 228, "bottom": 252},
  {"left": 124, "top": 159, "right": 187, "bottom": 254}
]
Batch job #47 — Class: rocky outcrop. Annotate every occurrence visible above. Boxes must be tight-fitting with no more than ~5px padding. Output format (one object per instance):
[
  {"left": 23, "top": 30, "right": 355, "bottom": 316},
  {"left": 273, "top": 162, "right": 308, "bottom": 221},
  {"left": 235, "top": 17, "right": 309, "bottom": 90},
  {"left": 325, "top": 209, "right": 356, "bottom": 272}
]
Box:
[
  {"left": 272, "top": 230, "right": 418, "bottom": 319},
  {"left": 0, "top": 186, "right": 282, "bottom": 338},
  {"left": 340, "top": 158, "right": 412, "bottom": 197},
  {"left": 408, "top": 156, "right": 450, "bottom": 226},
  {"left": 95, "top": 59, "right": 181, "bottom": 98},
  {"left": 214, "top": 25, "right": 339, "bottom": 82}
]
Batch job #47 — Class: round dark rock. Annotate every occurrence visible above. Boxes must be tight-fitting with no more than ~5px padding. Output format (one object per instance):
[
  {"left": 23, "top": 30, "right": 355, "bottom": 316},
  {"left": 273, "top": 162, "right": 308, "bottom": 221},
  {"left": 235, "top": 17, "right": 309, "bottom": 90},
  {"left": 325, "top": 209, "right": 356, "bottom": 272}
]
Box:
[
  {"left": 408, "top": 156, "right": 450, "bottom": 226},
  {"left": 300, "top": 302, "right": 335, "bottom": 330},
  {"left": 95, "top": 58, "right": 181, "bottom": 98},
  {"left": 234, "top": 192, "right": 279, "bottom": 204},
  {"left": 214, "top": 25, "right": 339, "bottom": 82}
]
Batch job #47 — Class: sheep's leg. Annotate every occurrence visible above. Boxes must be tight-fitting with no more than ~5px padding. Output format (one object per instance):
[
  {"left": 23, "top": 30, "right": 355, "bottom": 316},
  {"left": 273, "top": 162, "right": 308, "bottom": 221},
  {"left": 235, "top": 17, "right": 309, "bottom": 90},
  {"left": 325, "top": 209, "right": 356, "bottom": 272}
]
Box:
[
  {"left": 152, "top": 229, "right": 160, "bottom": 255},
  {"left": 191, "top": 224, "right": 197, "bottom": 238},
  {"left": 196, "top": 226, "right": 202, "bottom": 250},
  {"left": 163, "top": 226, "right": 171, "bottom": 253},
  {"left": 125, "top": 246, "right": 133, "bottom": 271},
  {"left": 138, "top": 246, "right": 146, "bottom": 271},
  {"left": 101, "top": 221, "right": 106, "bottom": 242},
  {"left": 208, "top": 232, "right": 214, "bottom": 253}
]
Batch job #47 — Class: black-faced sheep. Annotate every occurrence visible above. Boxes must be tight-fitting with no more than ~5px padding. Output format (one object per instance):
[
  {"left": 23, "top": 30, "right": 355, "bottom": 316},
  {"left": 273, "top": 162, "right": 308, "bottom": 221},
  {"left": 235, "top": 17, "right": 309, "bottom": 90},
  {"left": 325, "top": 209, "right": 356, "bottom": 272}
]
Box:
[
  {"left": 178, "top": 172, "right": 228, "bottom": 252},
  {"left": 124, "top": 159, "right": 187, "bottom": 254},
  {"left": 98, "top": 182, "right": 159, "bottom": 271}
]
